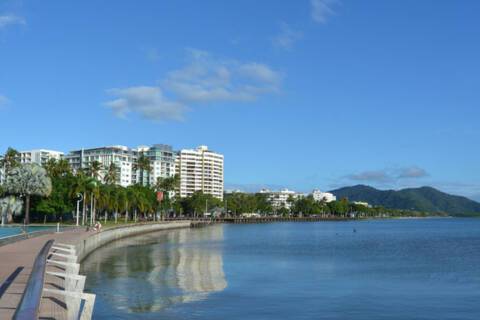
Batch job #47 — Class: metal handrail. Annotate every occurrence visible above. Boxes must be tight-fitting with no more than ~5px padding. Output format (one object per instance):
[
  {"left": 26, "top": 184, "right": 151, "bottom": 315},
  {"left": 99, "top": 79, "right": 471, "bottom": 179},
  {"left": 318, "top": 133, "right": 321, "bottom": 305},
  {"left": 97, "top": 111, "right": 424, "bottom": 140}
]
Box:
[{"left": 13, "top": 239, "right": 54, "bottom": 320}]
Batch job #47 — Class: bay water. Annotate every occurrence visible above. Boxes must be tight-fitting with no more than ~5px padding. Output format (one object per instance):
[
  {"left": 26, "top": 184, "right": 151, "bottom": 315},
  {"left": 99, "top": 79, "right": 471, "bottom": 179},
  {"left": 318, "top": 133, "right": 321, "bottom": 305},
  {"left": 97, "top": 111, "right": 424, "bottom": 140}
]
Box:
[{"left": 81, "top": 219, "right": 480, "bottom": 319}]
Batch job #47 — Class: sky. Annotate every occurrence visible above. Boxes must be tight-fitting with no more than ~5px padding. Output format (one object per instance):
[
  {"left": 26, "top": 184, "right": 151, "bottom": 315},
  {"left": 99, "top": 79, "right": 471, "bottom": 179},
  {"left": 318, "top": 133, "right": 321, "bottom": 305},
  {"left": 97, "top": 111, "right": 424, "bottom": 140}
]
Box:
[{"left": 0, "top": 0, "right": 479, "bottom": 201}]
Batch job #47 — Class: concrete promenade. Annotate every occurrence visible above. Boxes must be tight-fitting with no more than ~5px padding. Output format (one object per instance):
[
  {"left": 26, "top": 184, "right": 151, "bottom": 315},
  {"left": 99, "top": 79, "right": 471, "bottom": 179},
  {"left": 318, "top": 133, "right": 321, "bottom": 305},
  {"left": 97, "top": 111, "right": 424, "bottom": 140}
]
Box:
[
  {"left": 0, "top": 229, "right": 90, "bottom": 319},
  {"left": 0, "top": 221, "right": 191, "bottom": 320}
]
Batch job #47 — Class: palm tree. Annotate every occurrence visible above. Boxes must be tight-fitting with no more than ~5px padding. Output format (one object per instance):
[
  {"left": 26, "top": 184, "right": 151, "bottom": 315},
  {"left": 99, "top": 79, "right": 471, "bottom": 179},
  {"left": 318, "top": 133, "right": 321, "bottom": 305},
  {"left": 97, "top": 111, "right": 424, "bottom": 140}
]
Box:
[
  {"left": 124, "top": 186, "right": 135, "bottom": 223},
  {"left": 44, "top": 159, "right": 72, "bottom": 178},
  {"left": 87, "top": 161, "right": 103, "bottom": 180},
  {"left": 87, "top": 178, "right": 100, "bottom": 225},
  {"left": 0, "top": 147, "right": 20, "bottom": 176},
  {"left": 105, "top": 163, "right": 118, "bottom": 185},
  {"left": 4, "top": 163, "right": 52, "bottom": 224},
  {"left": 134, "top": 155, "right": 152, "bottom": 186},
  {"left": 113, "top": 186, "right": 125, "bottom": 224},
  {"left": 155, "top": 174, "right": 180, "bottom": 194},
  {"left": 0, "top": 196, "right": 23, "bottom": 225},
  {"left": 97, "top": 184, "right": 117, "bottom": 224}
]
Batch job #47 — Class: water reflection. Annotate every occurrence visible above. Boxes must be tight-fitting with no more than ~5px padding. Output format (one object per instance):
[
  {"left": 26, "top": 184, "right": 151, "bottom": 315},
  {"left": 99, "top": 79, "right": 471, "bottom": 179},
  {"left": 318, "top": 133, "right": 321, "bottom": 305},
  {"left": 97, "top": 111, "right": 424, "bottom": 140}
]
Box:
[{"left": 81, "top": 225, "right": 227, "bottom": 314}]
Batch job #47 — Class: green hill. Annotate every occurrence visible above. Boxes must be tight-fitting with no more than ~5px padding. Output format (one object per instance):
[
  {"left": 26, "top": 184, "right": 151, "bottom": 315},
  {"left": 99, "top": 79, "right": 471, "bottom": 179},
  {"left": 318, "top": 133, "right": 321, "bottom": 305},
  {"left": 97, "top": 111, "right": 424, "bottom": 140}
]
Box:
[{"left": 329, "top": 185, "right": 480, "bottom": 216}]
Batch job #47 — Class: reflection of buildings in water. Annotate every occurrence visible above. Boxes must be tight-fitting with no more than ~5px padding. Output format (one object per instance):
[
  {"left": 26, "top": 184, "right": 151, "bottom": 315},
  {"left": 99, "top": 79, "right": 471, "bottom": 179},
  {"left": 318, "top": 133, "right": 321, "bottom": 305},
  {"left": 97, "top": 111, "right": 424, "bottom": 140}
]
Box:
[
  {"left": 86, "top": 225, "right": 227, "bottom": 313},
  {"left": 144, "top": 225, "right": 227, "bottom": 310},
  {"left": 175, "top": 226, "right": 227, "bottom": 303}
]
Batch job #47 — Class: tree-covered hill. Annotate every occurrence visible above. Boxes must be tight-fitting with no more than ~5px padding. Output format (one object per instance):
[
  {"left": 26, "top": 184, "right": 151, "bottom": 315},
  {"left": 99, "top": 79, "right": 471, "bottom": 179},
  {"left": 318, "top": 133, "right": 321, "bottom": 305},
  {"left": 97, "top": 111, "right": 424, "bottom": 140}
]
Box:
[{"left": 329, "top": 185, "right": 480, "bottom": 216}]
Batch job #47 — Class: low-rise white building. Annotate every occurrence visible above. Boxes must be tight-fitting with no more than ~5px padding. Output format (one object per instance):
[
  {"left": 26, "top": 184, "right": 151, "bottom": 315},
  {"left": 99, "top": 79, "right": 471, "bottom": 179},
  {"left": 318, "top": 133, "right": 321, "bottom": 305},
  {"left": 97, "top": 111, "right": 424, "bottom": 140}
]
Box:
[
  {"left": 353, "top": 201, "right": 371, "bottom": 208},
  {"left": 0, "top": 149, "right": 63, "bottom": 184},
  {"left": 20, "top": 149, "right": 64, "bottom": 165},
  {"left": 311, "top": 189, "right": 337, "bottom": 203},
  {"left": 66, "top": 145, "right": 136, "bottom": 187},
  {"left": 259, "top": 188, "right": 303, "bottom": 209}
]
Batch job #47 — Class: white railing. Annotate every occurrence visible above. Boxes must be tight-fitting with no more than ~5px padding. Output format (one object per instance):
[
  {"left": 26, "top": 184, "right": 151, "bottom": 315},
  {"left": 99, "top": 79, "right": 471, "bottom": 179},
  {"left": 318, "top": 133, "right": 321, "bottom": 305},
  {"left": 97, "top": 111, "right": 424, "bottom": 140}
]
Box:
[{"left": 45, "top": 242, "right": 96, "bottom": 320}]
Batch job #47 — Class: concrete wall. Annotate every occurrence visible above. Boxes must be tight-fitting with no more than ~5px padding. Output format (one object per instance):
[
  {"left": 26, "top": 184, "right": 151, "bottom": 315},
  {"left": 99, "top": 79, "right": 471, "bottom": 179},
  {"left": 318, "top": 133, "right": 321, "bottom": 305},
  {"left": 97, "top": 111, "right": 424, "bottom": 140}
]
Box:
[{"left": 76, "top": 221, "right": 191, "bottom": 262}]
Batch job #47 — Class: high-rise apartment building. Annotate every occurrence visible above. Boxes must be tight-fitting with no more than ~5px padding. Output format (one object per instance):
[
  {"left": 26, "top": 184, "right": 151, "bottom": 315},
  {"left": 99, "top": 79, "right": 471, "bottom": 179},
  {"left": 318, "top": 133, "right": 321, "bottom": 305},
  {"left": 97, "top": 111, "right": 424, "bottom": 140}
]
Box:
[
  {"left": 176, "top": 146, "right": 224, "bottom": 200},
  {"left": 66, "top": 144, "right": 177, "bottom": 187}
]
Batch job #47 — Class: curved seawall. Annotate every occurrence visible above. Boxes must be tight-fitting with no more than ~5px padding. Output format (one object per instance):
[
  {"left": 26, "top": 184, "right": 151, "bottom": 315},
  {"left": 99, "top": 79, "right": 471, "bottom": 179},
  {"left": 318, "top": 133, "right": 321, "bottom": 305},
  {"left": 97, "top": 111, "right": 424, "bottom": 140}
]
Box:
[{"left": 75, "top": 221, "right": 192, "bottom": 262}]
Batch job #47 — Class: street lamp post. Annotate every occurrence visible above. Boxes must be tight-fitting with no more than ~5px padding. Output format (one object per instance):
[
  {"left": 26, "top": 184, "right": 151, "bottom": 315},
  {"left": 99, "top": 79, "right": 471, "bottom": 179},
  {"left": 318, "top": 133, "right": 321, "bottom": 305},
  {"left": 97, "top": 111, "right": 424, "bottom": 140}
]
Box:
[{"left": 76, "top": 193, "right": 83, "bottom": 227}]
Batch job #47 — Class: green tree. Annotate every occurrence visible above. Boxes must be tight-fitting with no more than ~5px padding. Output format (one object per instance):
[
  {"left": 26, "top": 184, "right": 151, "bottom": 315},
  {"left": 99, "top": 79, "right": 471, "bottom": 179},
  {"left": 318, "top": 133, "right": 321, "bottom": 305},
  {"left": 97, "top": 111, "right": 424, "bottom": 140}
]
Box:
[
  {"left": 181, "top": 191, "right": 222, "bottom": 217},
  {"left": 34, "top": 171, "right": 76, "bottom": 220},
  {"left": 155, "top": 174, "right": 180, "bottom": 219},
  {"left": 4, "top": 163, "right": 52, "bottom": 224},
  {"left": 43, "top": 159, "right": 72, "bottom": 178}
]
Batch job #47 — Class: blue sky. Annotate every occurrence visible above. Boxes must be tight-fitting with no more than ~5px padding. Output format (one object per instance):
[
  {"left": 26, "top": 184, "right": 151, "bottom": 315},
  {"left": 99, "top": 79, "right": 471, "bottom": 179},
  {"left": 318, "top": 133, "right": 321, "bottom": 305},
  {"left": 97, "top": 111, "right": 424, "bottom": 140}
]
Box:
[{"left": 1, "top": 0, "right": 479, "bottom": 200}]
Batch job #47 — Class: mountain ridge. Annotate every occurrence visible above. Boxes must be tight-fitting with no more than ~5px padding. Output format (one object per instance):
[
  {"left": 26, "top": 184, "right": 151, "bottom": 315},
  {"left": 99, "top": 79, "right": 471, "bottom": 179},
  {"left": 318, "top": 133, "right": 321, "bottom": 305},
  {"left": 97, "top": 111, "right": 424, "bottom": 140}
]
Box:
[{"left": 329, "top": 185, "right": 480, "bottom": 216}]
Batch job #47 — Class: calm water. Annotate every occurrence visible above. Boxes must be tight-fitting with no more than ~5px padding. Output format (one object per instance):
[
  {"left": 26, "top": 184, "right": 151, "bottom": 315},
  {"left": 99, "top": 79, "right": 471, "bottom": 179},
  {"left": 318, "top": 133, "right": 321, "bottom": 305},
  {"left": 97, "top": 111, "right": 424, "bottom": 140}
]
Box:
[{"left": 82, "top": 219, "right": 480, "bottom": 320}]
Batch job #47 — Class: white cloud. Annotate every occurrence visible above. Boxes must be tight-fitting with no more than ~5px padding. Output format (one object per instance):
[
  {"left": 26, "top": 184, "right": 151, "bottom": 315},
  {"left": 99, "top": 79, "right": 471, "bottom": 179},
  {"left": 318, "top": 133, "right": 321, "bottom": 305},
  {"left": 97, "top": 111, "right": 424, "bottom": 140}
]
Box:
[
  {"left": 105, "top": 86, "right": 186, "bottom": 121},
  {"left": 311, "top": 0, "right": 338, "bottom": 24},
  {"left": 105, "top": 50, "right": 283, "bottom": 122},
  {"left": 272, "top": 22, "right": 303, "bottom": 49},
  {"left": 164, "top": 50, "right": 283, "bottom": 103},
  {"left": 0, "top": 14, "right": 26, "bottom": 29}
]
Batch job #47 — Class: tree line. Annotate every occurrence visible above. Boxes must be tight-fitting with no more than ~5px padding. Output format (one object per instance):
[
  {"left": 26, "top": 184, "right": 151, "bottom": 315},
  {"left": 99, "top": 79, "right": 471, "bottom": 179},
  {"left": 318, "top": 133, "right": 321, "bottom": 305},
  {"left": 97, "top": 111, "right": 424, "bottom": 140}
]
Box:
[
  {"left": 0, "top": 147, "right": 435, "bottom": 224},
  {"left": 224, "top": 192, "right": 436, "bottom": 218}
]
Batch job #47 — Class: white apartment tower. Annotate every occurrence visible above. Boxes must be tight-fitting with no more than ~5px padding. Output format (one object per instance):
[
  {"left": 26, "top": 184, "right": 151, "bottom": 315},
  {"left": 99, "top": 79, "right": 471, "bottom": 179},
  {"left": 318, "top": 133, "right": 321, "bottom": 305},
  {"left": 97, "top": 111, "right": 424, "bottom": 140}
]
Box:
[
  {"left": 65, "top": 144, "right": 177, "bottom": 187},
  {"left": 176, "top": 146, "right": 224, "bottom": 200}
]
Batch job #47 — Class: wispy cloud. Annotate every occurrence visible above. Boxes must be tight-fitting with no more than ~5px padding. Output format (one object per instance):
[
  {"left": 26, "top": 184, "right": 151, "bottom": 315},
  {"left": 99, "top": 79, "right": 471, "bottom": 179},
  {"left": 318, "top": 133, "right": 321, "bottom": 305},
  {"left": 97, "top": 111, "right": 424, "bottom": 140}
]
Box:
[
  {"left": 397, "top": 166, "right": 429, "bottom": 179},
  {"left": 345, "top": 166, "right": 429, "bottom": 184},
  {"left": 311, "top": 0, "right": 339, "bottom": 24},
  {"left": 0, "top": 95, "right": 10, "bottom": 108},
  {"left": 105, "top": 49, "right": 283, "bottom": 121},
  {"left": 163, "top": 49, "right": 282, "bottom": 103},
  {"left": 105, "top": 86, "right": 186, "bottom": 121},
  {"left": 272, "top": 22, "right": 303, "bottom": 50},
  {"left": 0, "top": 14, "right": 26, "bottom": 29}
]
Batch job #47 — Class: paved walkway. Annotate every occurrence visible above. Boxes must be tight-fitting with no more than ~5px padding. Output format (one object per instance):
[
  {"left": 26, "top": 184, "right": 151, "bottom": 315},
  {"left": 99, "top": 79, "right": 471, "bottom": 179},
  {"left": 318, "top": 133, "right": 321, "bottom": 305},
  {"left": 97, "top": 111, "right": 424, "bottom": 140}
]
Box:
[{"left": 0, "top": 229, "right": 92, "bottom": 320}]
